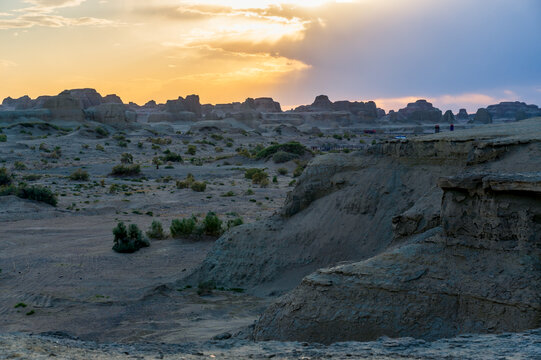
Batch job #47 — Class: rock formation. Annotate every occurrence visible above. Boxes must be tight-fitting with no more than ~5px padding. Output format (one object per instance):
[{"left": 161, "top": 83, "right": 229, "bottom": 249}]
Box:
[
  {"left": 487, "top": 101, "right": 541, "bottom": 120},
  {"left": 456, "top": 108, "right": 469, "bottom": 120},
  {"left": 394, "top": 99, "right": 443, "bottom": 123},
  {"left": 253, "top": 173, "right": 541, "bottom": 344},
  {"left": 293, "top": 95, "right": 380, "bottom": 121},
  {"left": 471, "top": 108, "right": 493, "bottom": 124},
  {"left": 41, "top": 93, "right": 84, "bottom": 122},
  {"left": 85, "top": 103, "right": 130, "bottom": 127},
  {"left": 254, "top": 97, "right": 282, "bottom": 112},
  {"left": 442, "top": 110, "right": 455, "bottom": 123},
  {"left": 165, "top": 95, "right": 202, "bottom": 119}
]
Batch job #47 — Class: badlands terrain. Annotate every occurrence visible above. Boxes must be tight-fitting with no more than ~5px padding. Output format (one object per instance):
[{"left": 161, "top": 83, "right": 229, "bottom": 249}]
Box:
[{"left": 0, "top": 89, "right": 540, "bottom": 359}]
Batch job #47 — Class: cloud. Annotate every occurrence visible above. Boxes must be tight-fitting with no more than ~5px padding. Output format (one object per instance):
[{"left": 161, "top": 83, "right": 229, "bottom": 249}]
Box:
[
  {"left": 23, "top": 0, "right": 87, "bottom": 10},
  {"left": 0, "top": 13, "right": 114, "bottom": 29},
  {"left": 0, "top": 0, "right": 117, "bottom": 30}
]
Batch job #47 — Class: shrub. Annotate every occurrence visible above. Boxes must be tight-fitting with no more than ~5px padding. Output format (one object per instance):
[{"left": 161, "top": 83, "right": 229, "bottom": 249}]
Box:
[
  {"left": 272, "top": 176, "right": 278, "bottom": 184},
  {"left": 227, "top": 217, "right": 243, "bottom": 229},
  {"left": 186, "top": 145, "right": 197, "bottom": 155},
  {"left": 148, "top": 137, "right": 172, "bottom": 145},
  {"left": 146, "top": 220, "right": 166, "bottom": 240},
  {"left": 272, "top": 151, "right": 298, "bottom": 163},
  {"left": 277, "top": 168, "right": 288, "bottom": 175},
  {"left": 170, "top": 217, "right": 196, "bottom": 237},
  {"left": 0, "top": 167, "right": 12, "bottom": 186},
  {"left": 203, "top": 212, "right": 222, "bottom": 237},
  {"left": 16, "top": 185, "right": 57, "bottom": 206},
  {"left": 110, "top": 164, "right": 141, "bottom": 177},
  {"left": 95, "top": 126, "right": 109, "bottom": 137},
  {"left": 191, "top": 181, "right": 206, "bottom": 192},
  {"left": 14, "top": 161, "right": 26, "bottom": 170},
  {"left": 244, "top": 168, "right": 264, "bottom": 180},
  {"left": 0, "top": 134, "right": 6, "bottom": 142},
  {"left": 112, "top": 222, "right": 150, "bottom": 253},
  {"left": 95, "top": 144, "right": 105, "bottom": 151},
  {"left": 69, "top": 168, "right": 89, "bottom": 181},
  {"left": 121, "top": 153, "right": 133, "bottom": 164},
  {"left": 221, "top": 190, "right": 235, "bottom": 197},
  {"left": 251, "top": 171, "right": 269, "bottom": 185},
  {"left": 161, "top": 150, "right": 183, "bottom": 163},
  {"left": 197, "top": 280, "right": 216, "bottom": 296},
  {"left": 211, "top": 134, "right": 224, "bottom": 141},
  {"left": 256, "top": 142, "right": 307, "bottom": 160}
]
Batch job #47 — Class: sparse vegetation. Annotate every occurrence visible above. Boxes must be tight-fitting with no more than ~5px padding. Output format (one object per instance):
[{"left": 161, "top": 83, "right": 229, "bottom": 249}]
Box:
[
  {"left": 272, "top": 151, "right": 298, "bottom": 163},
  {"left": 256, "top": 142, "right": 307, "bottom": 160},
  {"left": 110, "top": 164, "right": 141, "bottom": 177},
  {"left": 170, "top": 217, "right": 197, "bottom": 237},
  {"left": 146, "top": 220, "right": 166, "bottom": 240},
  {"left": 277, "top": 168, "right": 288, "bottom": 175},
  {"left": 0, "top": 134, "right": 7, "bottom": 142},
  {"left": 2, "top": 185, "right": 58, "bottom": 206},
  {"left": 112, "top": 222, "right": 149, "bottom": 253},
  {"left": 14, "top": 161, "right": 26, "bottom": 170},
  {"left": 203, "top": 211, "right": 222, "bottom": 237},
  {"left": 191, "top": 181, "right": 207, "bottom": 192},
  {"left": 69, "top": 168, "right": 89, "bottom": 181},
  {"left": 186, "top": 145, "right": 197, "bottom": 155},
  {"left": 95, "top": 126, "right": 109, "bottom": 137},
  {"left": 227, "top": 217, "right": 243, "bottom": 229},
  {"left": 161, "top": 150, "right": 183, "bottom": 163},
  {"left": 121, "top": 153, "right": 134, "bottom": 164},
  {"left": 0, "top": 167, "right": 12, "bottom": 186}
]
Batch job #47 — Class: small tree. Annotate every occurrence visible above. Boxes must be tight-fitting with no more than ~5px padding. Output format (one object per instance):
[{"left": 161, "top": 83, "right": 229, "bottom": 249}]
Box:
[
  {"left": 146, "top": 220, "right": 166, "bottom": 240},
  {"left": 113, "top": 222, "right": 149, "bottom": 253},
  {"left": 170, "top": 217, "right": 197, "bottom": 237},
  {"left": 203, "top": 212, "right": 222, "bottom": 237}
]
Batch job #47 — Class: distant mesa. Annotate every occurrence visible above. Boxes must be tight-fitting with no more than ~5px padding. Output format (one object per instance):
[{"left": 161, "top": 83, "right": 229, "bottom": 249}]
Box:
[
  {"left": 487, "top": 101, "right": 541, "bottom": 121},
  {"left": 394, "top": 99, "right": 442, "bottom": 123},
  {"left": 470, "top": 108, "right": 493, "bottom": 124},
  {"left": 293, "top": 95, "right": 381, "bottom": 122}
]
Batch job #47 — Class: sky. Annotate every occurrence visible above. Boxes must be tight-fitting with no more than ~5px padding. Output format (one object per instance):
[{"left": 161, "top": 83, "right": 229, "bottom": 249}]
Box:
[{"left": 0, "top": 0, "right": 540, "bottom": 112}]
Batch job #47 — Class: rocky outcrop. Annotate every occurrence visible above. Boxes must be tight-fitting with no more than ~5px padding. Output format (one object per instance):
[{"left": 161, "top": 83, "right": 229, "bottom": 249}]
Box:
[
  {"left": 487, "top": 101, "right": 541, "bottom": 120},
  {"left": 85, "top": 103, "right": 130, "bottom": 127},
  {"left": 102, "top": 94, "right": 123, "bottom": 104},
  {"left": 1, "top": 95, "right": 34, "bottom": 110},
  {"left": 394, "top": 100, "right": 443, "bottom": 123},
  {"left": 471, "top": 108, "right": 493, "bottom": 124},
  {"left": 41, "top": 93, "right": 84, "bottom": 122},
  {"left": 254, "top": 97, "right": 282, "bottom": 112},
  {"left": 293, "top": 95, "right": 380, "bottom": 121},
  {"left": 60, "top": 89, "right": 103, "bottom": 109},
  {"left": 456, "top": 108, "right": 469, "bottom": 120},
  {"left": 253, "top": 173, "right": 541, "bottom": 344},
  {"left": 165, "top": 95, "right": 202, "bottom": 120},
  {"left": 442, "top": 110, "right": 455, "bottom": 123}
]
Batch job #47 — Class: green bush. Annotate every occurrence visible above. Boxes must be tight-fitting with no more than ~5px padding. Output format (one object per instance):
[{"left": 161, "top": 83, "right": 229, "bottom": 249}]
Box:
[
  {"left": 251, "top": 171, "right": 269, "bottom": 185},
  {"left": 186, "top": 145, "right": 197, "bottom": 155},
  {"left": 69, "top": 168, "right": 89, "bottom": 181},
  {"left": 272, "top": 151, "right": 298, "bottom": 163},
  {"left": 170, "top": 217, "right": 196, "bottom": 237},
  {"left": 203, "top": 212, "right": 222, "bottom": 237},
  {"left": 161, "top": 150, "right": 183, "bottom": 163},
  {"left": 146, "top": 220, "right": 166, "bottom": 240},
  {"left": 191, "top": 181, "right": 207, "bottom": 192},
  {"left": 96, "top": 144, "right": 105, "bottom": 151},
  {"left": 95, "top": 126, "right": 109, "bottom": 137},
  {"left": 277, "top": 168, "right": 288, "bottom": 175},
  {"left": 113, "top": 222, "right": 150, "bottom": 253},
  {"left": 244, "top": 168, "right": 264, "bottom": 180},
  {"left": 0, "top": 167, "right": 12, "bottom": 186},
  {"left": 121, "top": 153, "right": 133, "bottom": 164},
  {"left": 110, "top": 164, "right": 141, "bottom": 177},
  {"left": 0, "top": 134, "right": 7, "bottom": 142},
  {"left": 272, "top": 176, "right": 278, "bottom": 183},
  {"left": 16, "top": 185, "right": 57, "bottom": 206},
  {"left": 14, "top": 161, "right": 26, "bottom": 170},
  {"left": 256, "top": 142, "right": 307, "bottom": 160}
]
